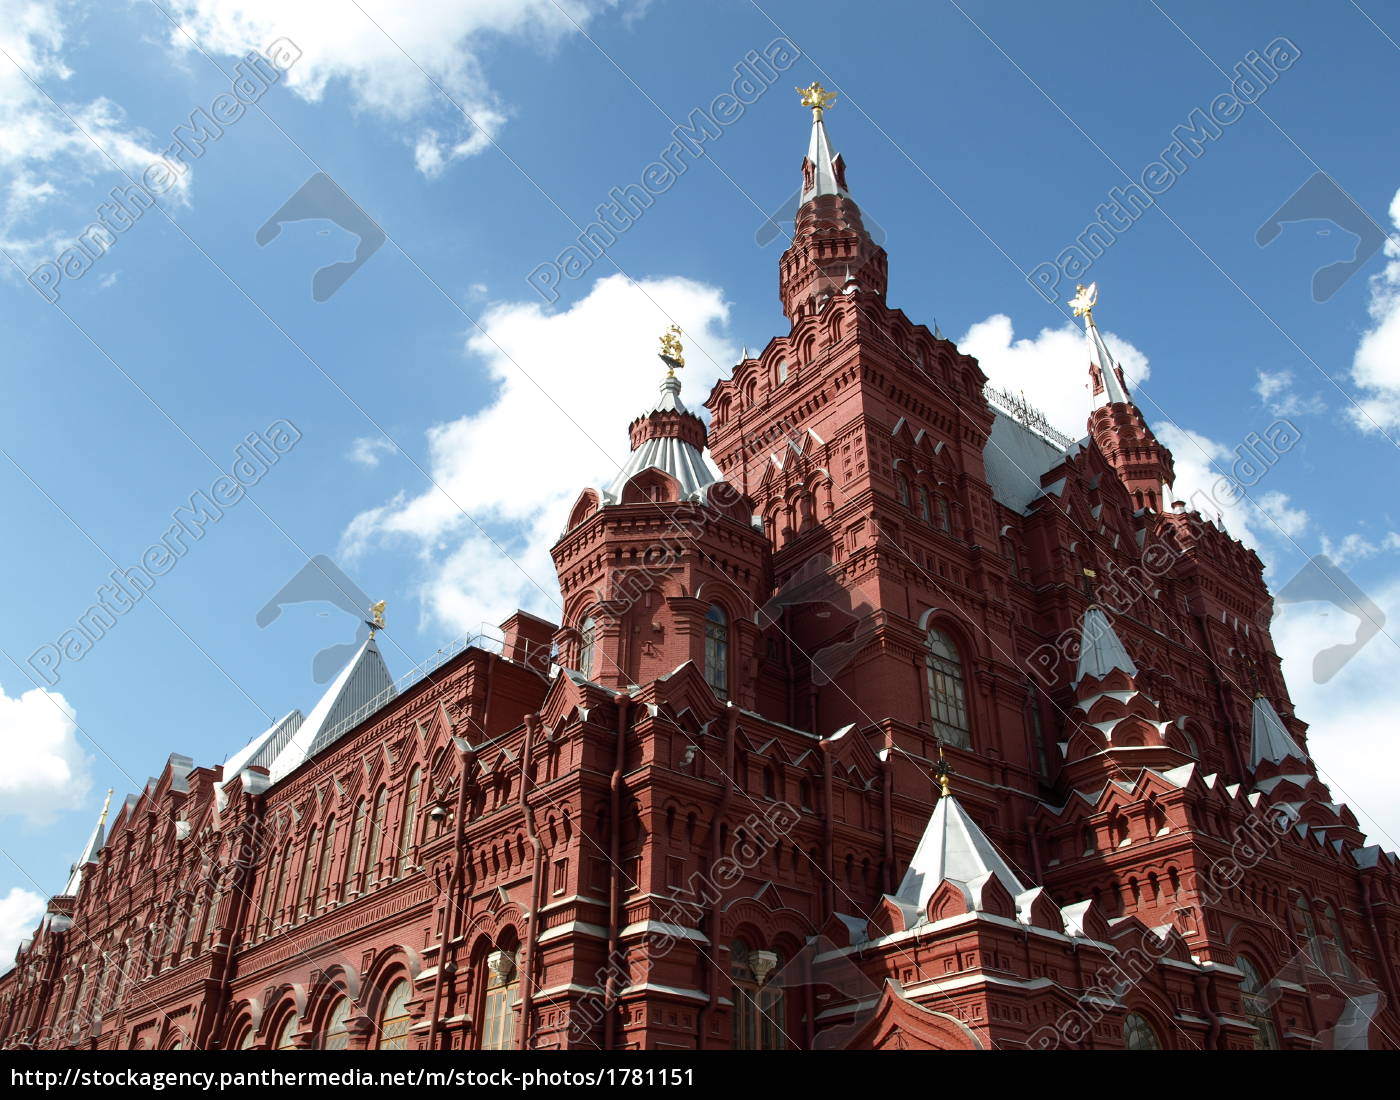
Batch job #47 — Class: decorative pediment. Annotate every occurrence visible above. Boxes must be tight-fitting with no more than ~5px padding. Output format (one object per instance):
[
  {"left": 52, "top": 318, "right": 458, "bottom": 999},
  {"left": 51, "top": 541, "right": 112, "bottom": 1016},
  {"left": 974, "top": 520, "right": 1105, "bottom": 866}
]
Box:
[{"left": 847, "top": 980, "right": 982, "bottom": 1051}]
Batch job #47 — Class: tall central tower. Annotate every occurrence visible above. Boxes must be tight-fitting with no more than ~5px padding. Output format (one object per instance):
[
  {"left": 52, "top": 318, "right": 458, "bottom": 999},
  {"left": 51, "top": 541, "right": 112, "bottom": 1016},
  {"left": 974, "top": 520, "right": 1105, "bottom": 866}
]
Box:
[{"left": 704, "top": 85, "right": 1027, "bottom": 794}]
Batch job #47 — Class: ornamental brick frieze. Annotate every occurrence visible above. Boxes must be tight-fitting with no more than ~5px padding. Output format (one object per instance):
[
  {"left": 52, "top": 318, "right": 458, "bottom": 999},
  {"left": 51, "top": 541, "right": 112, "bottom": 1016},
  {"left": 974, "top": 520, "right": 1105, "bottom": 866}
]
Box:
[{"left": 238, "top": 879, "right": 437, "bottom": 977}]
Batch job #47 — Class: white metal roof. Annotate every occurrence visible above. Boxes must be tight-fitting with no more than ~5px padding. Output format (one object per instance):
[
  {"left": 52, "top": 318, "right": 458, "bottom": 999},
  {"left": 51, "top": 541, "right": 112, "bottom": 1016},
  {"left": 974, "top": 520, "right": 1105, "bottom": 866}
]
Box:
[{"left": 894, "top": 793, "right": 1026, "bottom": 913}]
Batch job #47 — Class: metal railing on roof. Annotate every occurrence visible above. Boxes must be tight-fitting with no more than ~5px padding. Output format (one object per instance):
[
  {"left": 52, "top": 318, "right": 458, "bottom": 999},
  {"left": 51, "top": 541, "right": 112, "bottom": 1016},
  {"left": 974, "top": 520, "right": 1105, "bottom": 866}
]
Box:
[
  {"left": 983, "top": 383, "right": 1076, "bottom": 450},
  {"left": 315, "top": 623, "right": 554, "bottom": 747}
]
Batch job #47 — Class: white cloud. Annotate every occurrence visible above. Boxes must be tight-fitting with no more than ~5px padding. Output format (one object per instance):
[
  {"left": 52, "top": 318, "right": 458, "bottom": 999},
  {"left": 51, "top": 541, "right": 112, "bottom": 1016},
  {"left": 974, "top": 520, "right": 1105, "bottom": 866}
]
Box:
[
  {"left": 1152, "top": 422, "right": 1309, "bottom": 560},
  {"left": 0, "top": 682, "right": 91, "bottom": 825},
  {"left": 164, "top": 0, "right": 620, "bottom": 176},
  {"left": 349, "top": 435, "right": 397, "bottom": 468},
  {"left": 1274, "top": 576, "right": 1400, "bottom": 850},
  {"left": 0, "top": 887, "right": 45, "bottom": 975},
  {"left": 1255, "top": 369, "right": 1325, "bottom": 417},
  {"left": 1320, "top": 530, "right": 1400, "bottom": 567},
  {"left": 0, "top": 0, "right": 189, "bottom": 264},
  {"left": 1256, "top": 489, "right": 1309, "bottom": 538},
  {"left": 343, "top": 273, "right": 736, "bottom": 634},
  {"left": 1350, "top": 187, "right": 1400, "bottom": 431},
  {"left": 958, "top": 314, "right": 1150, "bottom": 439}
]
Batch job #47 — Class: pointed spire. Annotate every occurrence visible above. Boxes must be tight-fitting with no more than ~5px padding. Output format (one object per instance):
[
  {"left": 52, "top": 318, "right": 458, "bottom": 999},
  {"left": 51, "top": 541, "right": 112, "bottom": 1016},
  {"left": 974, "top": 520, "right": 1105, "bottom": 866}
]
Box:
[
  {"left": 797, "top": 81, "right": 845, "bottom": 202},
  {"left": 1070, "top": 283, "right": 1131, "bottom": 406},
  {"left": 63, "top": 789, "right": 113, "bottom": 896},
  {"left": 894, "top": 790, "right": 1026, "bottom": 911},
  {"left": 1076, "top": 605, "right": 1139, "bottom": 683},
  {"left": 1250, "top": 695, "right": 1307, "bottom": 769}
]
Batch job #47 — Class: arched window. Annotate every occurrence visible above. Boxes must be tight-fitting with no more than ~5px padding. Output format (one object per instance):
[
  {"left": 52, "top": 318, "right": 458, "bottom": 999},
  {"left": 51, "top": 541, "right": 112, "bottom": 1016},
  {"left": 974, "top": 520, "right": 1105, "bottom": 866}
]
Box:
[
  {"left": 274, "top": 1012, "right": 299, "bottom": 1051},
  {"left": 1236, "top": 954, "right": 1280, "bottom": 1049},
  {"left": 1122, "top": 1011, "right": 1160, "bottom": 1049},
  {"left": 343, "top": 798, "right": 366, "bottom": 895},
  {"left": 896, "top": 475, "right": 911, "bottom": 509},
  {"left": 1320, "top": 902, "right": 1353, "bottom": 978},
  {"left": 395, "top": 767, "right": 422, "bottom": 877},
  {"left": 776, "top": 359, "right": 789, "bottom": 384},
  {"left": 938, "top": 497, "right": 953, "bottom": 533},
  {"left": 730, "top": 939, "right": 786, "bottom": 1049},
  {"left": 704, "top": 605, "right": 729, "bottom": 700},
  {"left": 925, "top": 628, "right": 970, "bottom": 748},
  {"left": 480, "top": 949, "right": 519, "bottom": 1050},
  {"left": 578, "top": 616, "right": 595, "bottom": 677},
  {"left": 314, "top": 816, "right": 336, "bottom": 909},
  {"left": 1294, "top": 896, "right": 1323, "bottom": 966},
  {"left": 236, "top": 1023, "right": 256, "bottom": 1050},
  {"left": 297, "top": 827, "right": 318, "bottom": 919},
  {"left": 377, "top": 980, "right": 412, "bottom": 1050},
  {"left": 918, "top": 486, "right": 931, "bottom": 523},
  {"left": 321, "top": 996, "right": 351, "bottom": 1050},
  {"left": 366, "top": 788, "right": 389, "bottom": 887}
]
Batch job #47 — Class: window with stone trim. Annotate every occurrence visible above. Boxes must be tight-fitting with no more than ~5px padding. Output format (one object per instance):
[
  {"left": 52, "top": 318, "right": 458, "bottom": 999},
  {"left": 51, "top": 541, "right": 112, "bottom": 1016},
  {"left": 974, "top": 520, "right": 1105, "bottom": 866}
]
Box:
[
  {"left": 1122, "top": 1011, "right": 1160, "bottom": 1049},
  {"left": 730, "top": 939, "right": 786, "bottom": 1049},
  {"left": 377, "top": 979, "right": 413, "bottom": 1050},
  {"left": 1236, "top": 954, "right": 1280, "bottom": 1049},
  {"left": 274, "top": 1011, "right": 299, "bottom": 1051},
  {"left": 705, "top": 604, "right": 729, "bottom": 700},
  {"left": 479, "top": 949, "right": 519, "bottom": 1050},
  {"left": 578, "top": 616, "right": 596, "bottom": 677},
  {"left": 320, "top": 996, "right": 351, "bottom": 1050},
  {"left": 344, "top": 798, "right": 366, "bottom": 895},
  {"left": 925, "top": 627, "right": 970, "bottom": 748}
]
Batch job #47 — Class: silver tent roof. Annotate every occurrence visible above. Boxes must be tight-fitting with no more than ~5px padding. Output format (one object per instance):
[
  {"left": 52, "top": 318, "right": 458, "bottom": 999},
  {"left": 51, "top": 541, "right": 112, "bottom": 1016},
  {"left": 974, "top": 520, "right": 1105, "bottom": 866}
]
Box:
[
  {"left": 894, "top": 792, "right": 1026, "bottom": 912},
  {"left": 1250, "top": 695, "right": 1308, "bottom": 769},
  {"left": 1076, "top": 605, "right": 1139, "bottom": 683},
  {"left": 603, "top": 375, "right": 721, "bottom": 504},
  {"left": 267, "top": 635, "right": 395, "bottom": 783}
]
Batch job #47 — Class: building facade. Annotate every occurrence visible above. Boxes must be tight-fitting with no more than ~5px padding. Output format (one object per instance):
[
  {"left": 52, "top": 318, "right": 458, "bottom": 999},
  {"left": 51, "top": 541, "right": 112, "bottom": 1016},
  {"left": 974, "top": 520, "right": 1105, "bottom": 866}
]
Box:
[{"left": 3, "top": 88, "right": 1398, "bottom": 1052}]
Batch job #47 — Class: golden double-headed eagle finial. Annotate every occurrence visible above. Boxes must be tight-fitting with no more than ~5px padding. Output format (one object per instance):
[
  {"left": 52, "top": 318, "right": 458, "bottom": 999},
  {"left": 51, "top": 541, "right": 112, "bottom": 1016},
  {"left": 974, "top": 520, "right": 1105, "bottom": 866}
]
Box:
[
  {"left": 796, "top": 81, "right": 838, "bottom": 120},
  {"left": 1069, "top": 281, "right": 1098, "bottom": 323},
  {"left": 369, "top": 600, "right": 387, "bottom": 634},
  {"left": 659, "top": 324, "right": 685, "bottom": 376}
]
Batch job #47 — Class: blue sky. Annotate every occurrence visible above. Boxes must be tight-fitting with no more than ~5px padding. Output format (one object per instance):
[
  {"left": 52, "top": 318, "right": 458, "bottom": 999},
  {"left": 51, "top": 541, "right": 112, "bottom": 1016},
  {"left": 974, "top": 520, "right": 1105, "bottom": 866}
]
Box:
[{"left": 2, "top": 0, "right": 1399, "bottom": 963}]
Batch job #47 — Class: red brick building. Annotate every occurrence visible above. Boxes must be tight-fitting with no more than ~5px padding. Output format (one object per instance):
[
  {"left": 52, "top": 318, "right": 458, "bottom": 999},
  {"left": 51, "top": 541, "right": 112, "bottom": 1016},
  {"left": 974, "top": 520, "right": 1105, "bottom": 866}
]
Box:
[{"left": 4, "top": 89, "right": 1398, "bottom": 1052}]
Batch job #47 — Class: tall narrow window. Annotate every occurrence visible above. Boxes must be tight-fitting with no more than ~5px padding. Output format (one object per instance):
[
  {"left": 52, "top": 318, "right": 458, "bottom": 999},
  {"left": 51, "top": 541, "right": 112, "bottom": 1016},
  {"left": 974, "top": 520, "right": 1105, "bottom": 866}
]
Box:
[
  {"left": 343, "top": 798, "right": 366, "bottom": 895},
  {"left": 1294, "top": 896, "right": 1323, "bottom": 967},
  {"left": 1236, "top": 955, "right": 1280, "bottom": 1049},
  {"left": 896, "top": 476, "right": 911, "bottom": 509},
  {"left": 926, "top": 628, "right": 970, "bottom": 748},
  {"left": 314, "top": 816, "right": 336, "bottom": 909},
  {"left": 918, "top": 486, "right": 931, "bottom": 522},
  {"left": 704, "top": 604, "right": 729, "bottom": 699},
  {"left": 1122, "top": 1011, "right": 1160, "bottom": 1049},
  {"left": 271, "top": 842, "right": 293, "bottom": 930},
  {"left": 577, "top": 616, "right": 595, "bottom": 677},
  {"left": 938, "top": 497, "right": 953, "bottom": 533},
  {"left": 377, "top": 980, "right": 412, "bottom": 1050},
  {"left": 1321, "top": 902, "right": 1353, "bottom": 978},
  {"left": 395, "top": 767, "right": 422, "bottom": 877},
  {"left": 730, "top": 940, "right": 786, "bottom": 1049},
  {"left": 366, "top": 788, "right": 389, "bottom": 887},
  {"left": 777, "top": 359, "right": 789, "bottom": 384},
  {"left": 480, "top": 950, "right": 519, "bottom": 1050},
  {"left": 297, "top": 827, "right": 318, "bottom": 919},
  {"left": 321, "top": 997, "right": 351, "bottom": 1050}
]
